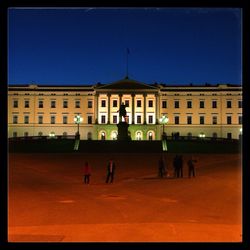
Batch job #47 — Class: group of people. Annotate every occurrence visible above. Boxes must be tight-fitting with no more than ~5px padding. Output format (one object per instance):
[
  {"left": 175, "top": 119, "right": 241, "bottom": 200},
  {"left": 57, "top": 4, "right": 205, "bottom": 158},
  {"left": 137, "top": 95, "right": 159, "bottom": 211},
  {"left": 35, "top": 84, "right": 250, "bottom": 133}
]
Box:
[
  {"left": 159, "top": 154, "right": 197, "bottom": 178},
  {"left": 83, "top": 159, "right": 116, "bottom": 184},
  {"left": 83, "top": 155, "right": 197, "bottom": 184}
]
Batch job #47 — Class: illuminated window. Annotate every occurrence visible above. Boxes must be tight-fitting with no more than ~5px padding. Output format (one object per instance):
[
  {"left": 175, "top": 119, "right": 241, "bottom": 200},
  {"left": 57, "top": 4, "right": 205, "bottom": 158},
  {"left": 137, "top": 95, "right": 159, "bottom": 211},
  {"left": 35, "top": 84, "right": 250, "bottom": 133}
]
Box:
[
  {"left": 148, "top": 115, "right": 153, "bottom": 124},
  {"left": 136, "top": 132, "right": 142, "bottom": 140},
  {"left": 101, "top": 115, "right": 106, "bottom": 124}
]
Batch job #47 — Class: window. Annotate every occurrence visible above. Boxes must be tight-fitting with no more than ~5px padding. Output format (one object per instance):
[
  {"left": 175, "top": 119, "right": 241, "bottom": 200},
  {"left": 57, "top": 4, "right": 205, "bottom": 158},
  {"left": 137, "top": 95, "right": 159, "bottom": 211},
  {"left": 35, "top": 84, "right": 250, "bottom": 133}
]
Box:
[
  {"left": 174, "top": 116, "right": 179, "bottom": 124},
  {"left": 200, "top": 116, "right": 205, "bottom": 124},
  {"left": 13, "top": 115, "right": 18, "bottom": 124},
  {"left": 24, "top": 100, "right": 29, "bottom": 108},
  {"left": 125, "top": 100, "right": 129, "bottom": 107},
  {"left": 75, "top": 100, "right": 80, "bottom": 108},
  {"left": 101, "top": 100, "right": 106, "bottom": 107},
  {"left": 88, "top": 100, "right": 93, "bottom": 108},
  {"left": 212, "top": 101, "right": 217, "bottom": 108},
  {"left": 212, "top": 116, "right": 217, "bottom": 125},
  {"left": 238, "top": 116, "right": 242, "bottom": 124},
  {"left": 101, "top": 115, "right": 106, "bottom": 124},
  {"left": 113, "top": 100, "right": 118, "bottom": 107},
  {"left": 137, "top": 115, "right": 141, "bottom": 124},
  {"left": 200, "top": 101, "right": 205, "bottom": 108},
  {"left": 137, "top": 100, "right": 141, "bottom": 107},
  {"left": 51, "top": 100, "right": 56, "bottom": 108},
  {"left": 63, "top": 100, "right": 68, "bottom": 108},
  {"left": 227, "top": 116, "right": 232, "bottom": 124},
  {"left": 38, "top": 116, "right": 43, "bottom": 124},
  {"left": 88, "top": 116, "right": 92, "bottom": 124},
  {"left": 24, "top": 116, "right": 29, "bottom": 124},
  {"left": 227, "top": 133, "right": 232, "bottom": 139},
  {"left": 38, "top": 100, "right": 43, "bottom": 108},
  {"left": 148, "top": 100, "right": 153, "bottom": 107},
  {"left": 187, "top": 101, "right": 192, "bottom": 108},
  {"left": 227, "top": 101, "right": 232, "bottom": 108},
  {"left": 187, "top": 116, "right": 192, "bottom": 124},
  {"left": 113, "top": 115, "right": 117, "bottom": 124},
  {"left": 51, "top": 116, "right": 55, "bottom": 124},
  {"left": 162, "top": 101, "right": 167, "bottom": 108},
  {"left": 148, "top": 115, "right": 153, "bottom": 124},
  {"left": 238, "top": 100, "right": 242, "bottom": 108},
  {"left": 13, "top": 100, "right": 18, "bottom": 108},
  {"left": 174, "top": 101, "right": 179, "bottom": 108},
  {"left": 63, "top": 116, "right": 68, "bottom": 124}
]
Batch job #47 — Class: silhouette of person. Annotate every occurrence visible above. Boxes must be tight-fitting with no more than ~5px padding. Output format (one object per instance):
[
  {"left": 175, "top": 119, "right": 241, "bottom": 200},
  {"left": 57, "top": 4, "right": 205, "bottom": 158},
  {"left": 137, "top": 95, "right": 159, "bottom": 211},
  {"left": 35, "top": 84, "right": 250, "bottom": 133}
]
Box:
[
  {"left": 179, "top": 155, "right": 183, "bottom": 178},
  {"left": 83, "top": 161, "right": 91, "bottom": 184},
  {"left": 173, "top": 155, "right": 179, "bottom": 178},
  {"left": 117, "top": 102, "right": 127, "bottom": 122},
  {"left": 187, "top": 156, "right": 197, "bottom": 178},
  {"left": 158, "top": 155, "right": 166, "bottom": 178},
  {"left": 106, "top": 159, "right": 116, "bottom": 183}
]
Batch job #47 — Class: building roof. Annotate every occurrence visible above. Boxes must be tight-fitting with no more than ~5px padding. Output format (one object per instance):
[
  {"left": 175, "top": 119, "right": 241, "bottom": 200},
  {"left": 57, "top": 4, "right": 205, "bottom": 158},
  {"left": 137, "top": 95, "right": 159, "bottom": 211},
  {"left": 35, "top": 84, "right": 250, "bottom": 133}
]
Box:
[{"left": 95, "top": 77, "right": 158, "bottom": 90}]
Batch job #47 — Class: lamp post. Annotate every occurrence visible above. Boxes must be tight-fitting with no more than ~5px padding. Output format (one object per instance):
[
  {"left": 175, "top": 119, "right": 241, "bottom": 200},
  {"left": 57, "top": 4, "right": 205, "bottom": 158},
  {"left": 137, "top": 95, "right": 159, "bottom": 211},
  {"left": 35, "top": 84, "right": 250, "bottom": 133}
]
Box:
[
  {"left": 74, "top": 114, "right": 83, "bottom": 139},
  {"left": 159, "top": 115, "right": 169, "bottom": 135},
  {"left": 159, "top": 115, "right": 169, "bottom": 152}
]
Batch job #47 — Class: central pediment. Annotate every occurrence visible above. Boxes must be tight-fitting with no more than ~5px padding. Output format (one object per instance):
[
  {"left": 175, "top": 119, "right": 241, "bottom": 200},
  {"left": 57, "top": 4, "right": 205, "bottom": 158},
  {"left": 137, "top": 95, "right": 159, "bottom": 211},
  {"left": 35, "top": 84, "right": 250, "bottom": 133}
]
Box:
[{"left": 96, "top": 78, "right": 158, "bottom": 90}]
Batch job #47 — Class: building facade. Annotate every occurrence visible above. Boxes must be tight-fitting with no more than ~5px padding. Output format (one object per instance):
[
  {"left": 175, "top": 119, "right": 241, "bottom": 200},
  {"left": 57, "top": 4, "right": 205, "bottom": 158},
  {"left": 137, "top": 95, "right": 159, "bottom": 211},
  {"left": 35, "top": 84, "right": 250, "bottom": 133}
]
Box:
[{"left": 8, "top": 78, "right": 243, "bottom": 140}]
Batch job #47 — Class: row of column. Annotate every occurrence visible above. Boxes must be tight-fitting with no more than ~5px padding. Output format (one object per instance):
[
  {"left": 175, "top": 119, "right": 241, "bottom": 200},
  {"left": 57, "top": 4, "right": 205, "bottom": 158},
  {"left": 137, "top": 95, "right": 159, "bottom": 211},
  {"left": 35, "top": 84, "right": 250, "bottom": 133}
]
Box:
[{"left": 95, "top": 93, "right": 159, "bottom": 124}]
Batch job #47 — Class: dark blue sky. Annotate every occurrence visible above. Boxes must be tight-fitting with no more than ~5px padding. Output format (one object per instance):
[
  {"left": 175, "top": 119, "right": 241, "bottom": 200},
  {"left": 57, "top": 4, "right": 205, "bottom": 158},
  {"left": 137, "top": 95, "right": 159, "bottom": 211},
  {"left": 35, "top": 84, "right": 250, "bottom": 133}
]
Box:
[{"left": 8, "top": 8, "right": 242, "bottom": 85}]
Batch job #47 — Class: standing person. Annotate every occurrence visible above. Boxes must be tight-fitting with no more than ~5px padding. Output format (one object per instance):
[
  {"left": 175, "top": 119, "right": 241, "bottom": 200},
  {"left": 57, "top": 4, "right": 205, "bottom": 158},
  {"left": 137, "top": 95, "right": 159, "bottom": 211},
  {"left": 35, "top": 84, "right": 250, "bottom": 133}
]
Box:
[
  {"left": 158, "top": 155, "right": 166, "bottom": 178},
  {"left": 179, "top": 155, "right": 184, "bottom": 178},
  {"left": 106, "top": 159, "right": 116, "bottom": 183},
  {"left": 83, "top": 161, "right": 91, "bottom": 184},
  {"left": 173, "top": 155, "right": 179, "bottom": 178},
  {"left": 187, "top": 156, "right": 197, "bottom": 178}
]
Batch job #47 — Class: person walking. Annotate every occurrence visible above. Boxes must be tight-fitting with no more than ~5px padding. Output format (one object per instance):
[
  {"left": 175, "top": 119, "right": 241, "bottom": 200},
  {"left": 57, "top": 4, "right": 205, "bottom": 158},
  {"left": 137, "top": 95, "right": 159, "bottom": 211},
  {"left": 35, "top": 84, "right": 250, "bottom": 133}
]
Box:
[
  {"left": 187, "top": 156, "right": 197, "bottom": 178},
  {"left": 106, "top": 159, "right": 116, "bottom": 183},
  {"left": 83, "top": 161, "right": 91, "bottom": 184}
]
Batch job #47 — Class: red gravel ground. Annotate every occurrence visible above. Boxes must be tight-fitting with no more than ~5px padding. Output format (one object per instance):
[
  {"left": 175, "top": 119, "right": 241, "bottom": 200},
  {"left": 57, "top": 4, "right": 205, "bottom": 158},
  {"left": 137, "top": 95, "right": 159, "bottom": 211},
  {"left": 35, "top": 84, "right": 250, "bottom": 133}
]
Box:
[{"left": 8, "top": 152, "right": 242, "bottom": 242}]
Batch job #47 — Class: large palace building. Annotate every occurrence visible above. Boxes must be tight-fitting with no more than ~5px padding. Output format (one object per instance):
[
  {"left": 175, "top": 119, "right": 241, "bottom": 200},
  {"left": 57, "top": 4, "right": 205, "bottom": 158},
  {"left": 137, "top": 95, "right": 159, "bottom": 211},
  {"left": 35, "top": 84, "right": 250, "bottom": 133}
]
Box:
[{"left": 8, "top": 77, "right": 242, "bottom": 140}]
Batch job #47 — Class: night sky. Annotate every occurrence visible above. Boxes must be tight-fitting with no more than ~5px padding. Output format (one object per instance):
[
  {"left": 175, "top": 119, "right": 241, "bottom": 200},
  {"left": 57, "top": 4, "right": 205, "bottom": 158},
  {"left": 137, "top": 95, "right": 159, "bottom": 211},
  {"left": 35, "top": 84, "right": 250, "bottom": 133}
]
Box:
[{"left": 8, "top": 8, "right": 242, "bottom": 85}]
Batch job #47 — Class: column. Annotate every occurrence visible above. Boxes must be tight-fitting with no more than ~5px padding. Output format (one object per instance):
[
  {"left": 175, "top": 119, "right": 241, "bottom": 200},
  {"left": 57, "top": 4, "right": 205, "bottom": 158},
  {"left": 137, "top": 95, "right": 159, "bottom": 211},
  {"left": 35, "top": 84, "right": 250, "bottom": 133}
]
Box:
[
  {"left": 132, "top": 94, "right": 135, "bottom": 124},
  {"left": 155, "top": 93, "right": 159, "bottom": 124},
  {"left": 107, "top": 93, "right": 111, "bottom": 124},
  {"left": 143, "top": 94, "right": 147, "bottom": 124},
  {"left": 119, "top": 94, "right": 123, "bottom": 122},
  {"left": 95, "top": 93, "right": 99, "bottom": 124}
]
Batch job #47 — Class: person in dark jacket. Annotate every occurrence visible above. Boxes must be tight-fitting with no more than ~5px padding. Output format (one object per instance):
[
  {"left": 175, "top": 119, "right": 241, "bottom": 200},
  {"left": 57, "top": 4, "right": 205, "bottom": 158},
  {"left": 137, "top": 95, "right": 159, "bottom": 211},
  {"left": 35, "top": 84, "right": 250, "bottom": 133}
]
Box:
[
  {"left": 187, "top": 156, "right": 197, "bottom": 178},
  {"left": 106, "top": 159, "right": 116, "bottom": 183},
  {"left": 173, "top": 155, "right": 179, "bottom": 178},
  {"left": 83, "top": 161, "right": 91, "bottom": 184},
  {"left": 158, "top": 155, "right": 166, "bottom": 178}
]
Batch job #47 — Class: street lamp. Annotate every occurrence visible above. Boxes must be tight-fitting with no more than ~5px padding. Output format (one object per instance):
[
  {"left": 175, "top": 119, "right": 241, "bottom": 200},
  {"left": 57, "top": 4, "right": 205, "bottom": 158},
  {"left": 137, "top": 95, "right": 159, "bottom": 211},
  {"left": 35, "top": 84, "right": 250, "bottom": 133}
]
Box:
[
  {"left": 159, "top": 115, "right": 169, "bottom": 152},
  {"left": 159, "top": 115, "right": 169, "bottom": 135},
  {"left": 74, "top": 114, "right": 83, "bottom": 139}
]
